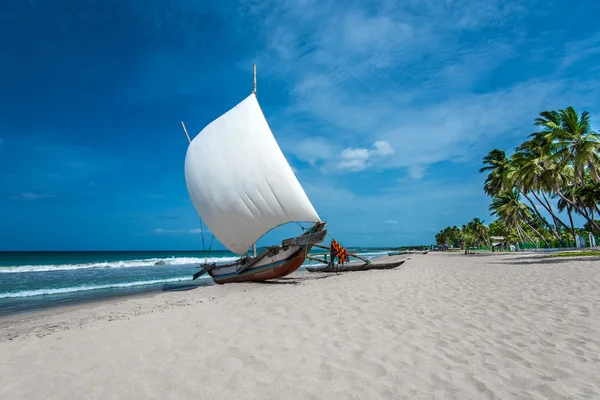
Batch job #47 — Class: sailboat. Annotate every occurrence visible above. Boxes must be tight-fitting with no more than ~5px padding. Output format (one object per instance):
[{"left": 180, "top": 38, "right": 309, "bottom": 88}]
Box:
[{"left": 182, "top": 65, "right": 327, "bottom": 284}]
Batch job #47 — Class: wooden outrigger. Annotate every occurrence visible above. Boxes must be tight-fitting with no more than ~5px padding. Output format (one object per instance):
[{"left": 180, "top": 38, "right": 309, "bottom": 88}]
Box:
[{"left": 305, "top": 243, "right": 407, "bottom": 273}]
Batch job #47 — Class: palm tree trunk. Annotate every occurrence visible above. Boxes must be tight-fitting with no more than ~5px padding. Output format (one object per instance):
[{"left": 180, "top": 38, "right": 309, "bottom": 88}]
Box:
[
  {"left": 515, "top": 225, "right": 525, "bottom": 242},
  {"left": 567, "top": 206, "right": 576, "bottom": 244},
  {"left": 530, "top": 191, "right": 569, "bottom": 237},
  {"left": 520, "top": 191, "right": 562, "bottom": 239},
  {"left": 541, "top": 192, "right": 562, "bottom": 230},
  {"left": 517, "top": 224, "right": 536, "bottom": 245},
  {"left": 523, "top": 220, "right": 549, "bottom": 246},
  {"left": 533, "top": 191, "right": 571, "bottom": 232},
  {"left": 554, "top": 188, "right": 600, "bottom": 233}
]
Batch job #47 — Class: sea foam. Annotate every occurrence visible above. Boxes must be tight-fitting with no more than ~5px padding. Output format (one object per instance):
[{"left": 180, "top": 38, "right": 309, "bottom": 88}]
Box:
[
  {"left": 0, "top": 276, "right": 211, "bottom": 299},
  {"left": 0, "top": 256, "right": 239, "bottom": 274}
]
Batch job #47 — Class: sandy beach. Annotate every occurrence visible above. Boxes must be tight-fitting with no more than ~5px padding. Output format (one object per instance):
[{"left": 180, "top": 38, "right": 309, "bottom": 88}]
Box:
[{"left": 1, "top": 253, "right": 599, "bottom": 399}]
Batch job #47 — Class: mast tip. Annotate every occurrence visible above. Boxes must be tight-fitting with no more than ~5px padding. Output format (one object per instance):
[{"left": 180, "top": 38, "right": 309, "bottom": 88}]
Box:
[{"left": 253, "top": 64, "right": 257, "bottom": 94}]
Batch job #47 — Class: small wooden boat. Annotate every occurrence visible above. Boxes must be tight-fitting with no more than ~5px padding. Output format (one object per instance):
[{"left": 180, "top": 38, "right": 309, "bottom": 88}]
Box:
[
  {"left": 306, "top": 255, "right": 406, "bottom": 273},
  {"left": 388, "top": 250, "right": 428, "bottom": 256},
  {"left": 204, "top": 223, "right": 326, "bottom": 284}
]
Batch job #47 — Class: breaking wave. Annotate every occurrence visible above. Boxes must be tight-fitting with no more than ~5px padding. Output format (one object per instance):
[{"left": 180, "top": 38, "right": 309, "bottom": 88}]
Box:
[
  {"left": 0, "top": 256, "right": 239, "bottom": 274},
  {"left": 0, "top": 276, "right": 209, "bottom": 299}
]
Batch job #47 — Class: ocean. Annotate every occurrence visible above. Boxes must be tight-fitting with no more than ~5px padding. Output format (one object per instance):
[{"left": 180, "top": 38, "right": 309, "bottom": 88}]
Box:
[{"left": 0, "top": 248, "right": 390, "bottom": 316}]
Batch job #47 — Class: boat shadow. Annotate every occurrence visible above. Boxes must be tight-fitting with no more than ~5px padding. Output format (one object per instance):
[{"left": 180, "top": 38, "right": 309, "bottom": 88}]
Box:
[
  {"left": 160, "top": 281, "right": 215, "bottom": 292},
  {"left": 252, "top": 274, "right": 339, "bottom": 285},
  {"left": 493, "top": 256, "right": 600, "bottom": 265}
]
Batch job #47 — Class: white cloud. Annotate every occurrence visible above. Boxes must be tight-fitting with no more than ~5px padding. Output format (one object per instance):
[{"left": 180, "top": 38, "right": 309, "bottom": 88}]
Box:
[
  {"left": 154, "top": 228, "right": 203, "bottom": 234},
  {"left": 372, "top": 141, "right": 395, "bottom": 156},
  {"left": 242, "top": 0, "right": 599, "bottom": 175},
  {"left": 289, "top": 136, "right": 333, "bottom": 166},
  {"left": 337, "top": 141, "right": 395, "bottom": 171},
  {"left": 301, "top": 176, "right": 491, "bottom": 244},
  {"left": 338, "top": 148, "right": 370, "bottom": 171},
  {"left": 559, "top": 33, "right": 600, "bottom": 71},
  {"left": 408, "top": 165, "right": 426, "bottom": 180},
  {"left": 9, "top": 192, "right": 56, "bottom": 200}
]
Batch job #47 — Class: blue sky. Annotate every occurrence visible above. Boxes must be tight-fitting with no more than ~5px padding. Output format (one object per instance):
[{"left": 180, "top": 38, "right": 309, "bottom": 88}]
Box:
[{"left": 1, "top": 0, "right": 599, "bottom": 251}]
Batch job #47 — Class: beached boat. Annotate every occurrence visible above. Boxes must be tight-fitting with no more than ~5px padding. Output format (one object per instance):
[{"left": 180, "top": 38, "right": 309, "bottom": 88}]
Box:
[
  {"left": 388, "top": 250, "right": 428, "bottom": 256},
  {"left": 306, "top": 255, "right": 406, "bottom": 273},
  {"left": 182, "top": 65, "right": 327, "bottom": 284}
]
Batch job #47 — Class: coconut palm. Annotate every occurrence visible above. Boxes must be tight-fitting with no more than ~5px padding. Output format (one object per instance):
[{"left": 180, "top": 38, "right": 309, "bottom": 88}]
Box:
[
  {"left": 535, "top": 107, "right": 600, "bottom": 184},
  {"left": 480, "top": 149, "right": 510, "bottom": 197},
  {"left": 506, "top": 138, "right": 567, "bottom": 240},
  {"left": 489, "top": 189, "right": 548, "bottom": 245},
  {"left": 533, "top": 107, "right": 600, "bottom": 233},
  {"left": 463, "top": 218, "right": 489, "bottom": 247}
]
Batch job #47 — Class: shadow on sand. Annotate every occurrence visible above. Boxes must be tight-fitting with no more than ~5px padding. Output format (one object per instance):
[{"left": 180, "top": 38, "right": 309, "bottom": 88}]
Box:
[
  {"left": 161, "top": 280, "right": 215, "bottom": 292},
  {"left": 492, "top": 256, "right": 600, "bottom": 265},
  {"left": 250, "top": 274, "right": 341, "bottom": 285}
]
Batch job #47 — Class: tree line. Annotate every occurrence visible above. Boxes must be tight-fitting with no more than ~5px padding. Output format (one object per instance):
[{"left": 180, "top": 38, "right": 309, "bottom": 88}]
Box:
[{"left": 436, "top": 106, "right": 600, "bottom": 249}]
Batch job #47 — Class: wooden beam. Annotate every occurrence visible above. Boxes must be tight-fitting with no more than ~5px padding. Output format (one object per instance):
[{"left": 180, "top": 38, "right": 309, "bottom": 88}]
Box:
[
  {"left": 307, "top": 255, "right": 328, "bottom": 264},
  {"left": 192, "top": 263, "right": 216, "bottom": 280},
  {"left": 281, "top": 230, "right": 327, "bottom": 247},
  {"left": 311, "top": 244, "right": 370, "bottom": 264},
  {"left": 181, "top": 121, "right": 191, "bottom": 143},
  {"left": 348, "top": 252, "right": 370, "bottom": 264},
  {"left": 236, "top": 247, "right": 275, "bottom": 273}
]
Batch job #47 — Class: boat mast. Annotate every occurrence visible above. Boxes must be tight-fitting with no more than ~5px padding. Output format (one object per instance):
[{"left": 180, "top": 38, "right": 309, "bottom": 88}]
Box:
[
  {"left": 181, "top": 121, "right": 191, "bottom": 143},
  {"left": 253, "top": 64, "right": 256, "bottom": 95},
  {"left": 252, "top": 63, "right": 257, "bottom": 258}
]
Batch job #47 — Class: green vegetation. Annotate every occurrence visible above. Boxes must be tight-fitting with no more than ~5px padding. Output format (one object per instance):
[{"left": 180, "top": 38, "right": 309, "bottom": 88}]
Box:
[
  {"left": 435, "top": 106, "right": 600, "bottom": 250},
  {"left": 550, "top": 251, "right": 600, "bottom": 257}
]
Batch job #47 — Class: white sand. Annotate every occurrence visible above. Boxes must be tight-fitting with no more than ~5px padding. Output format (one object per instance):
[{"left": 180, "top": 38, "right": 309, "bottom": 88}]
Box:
[{"left": 1, "top": 253, "right": 599, "bottom": 399}]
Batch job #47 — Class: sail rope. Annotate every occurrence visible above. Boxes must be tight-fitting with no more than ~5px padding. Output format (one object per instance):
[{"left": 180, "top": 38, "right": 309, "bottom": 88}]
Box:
[
  {"left": 199, "top": 217, "right": 215, "bottom": 265},
  {"left": 200, "top": 218, "right": 206, "bottom": 252}
]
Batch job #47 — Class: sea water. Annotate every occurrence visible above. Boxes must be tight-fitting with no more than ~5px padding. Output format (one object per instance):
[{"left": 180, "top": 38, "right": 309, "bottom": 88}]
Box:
[{"left": 0, "top": 249, "right": 390, "bottom": 316}]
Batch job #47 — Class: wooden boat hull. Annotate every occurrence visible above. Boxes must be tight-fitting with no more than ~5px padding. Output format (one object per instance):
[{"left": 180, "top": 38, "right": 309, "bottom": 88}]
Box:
[
  {"left": 210, "top": 246, "right": 309, "bottom": 284},
  {"left": 208, "top": 222, "right": 326, "bottom": 284},
  {"left": 306, "top": 259, "right": 405, "bottom": 273}
]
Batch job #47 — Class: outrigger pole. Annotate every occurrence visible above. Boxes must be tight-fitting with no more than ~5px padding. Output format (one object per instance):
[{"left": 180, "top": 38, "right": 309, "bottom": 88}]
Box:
[{"left": 311, "top": 243, "right": 371, "bottom": 265}]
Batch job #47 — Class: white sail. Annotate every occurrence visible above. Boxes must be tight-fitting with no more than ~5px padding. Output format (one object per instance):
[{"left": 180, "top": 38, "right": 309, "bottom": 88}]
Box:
[{"left": 184, "top": 92, "right": 321, "bottom": 255}]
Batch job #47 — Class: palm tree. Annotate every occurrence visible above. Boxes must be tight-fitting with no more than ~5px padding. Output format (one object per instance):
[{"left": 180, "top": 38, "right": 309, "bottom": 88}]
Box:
[
  {"left": 534, "top": 107, "right": 600, "bottom": 233},
  {"left": 536, "top": 107, "right": 600, "bottom": 184},
  {"left": 489, "top": 189, "right": 548, "bottom": 246},
  {"left": 481, "top": 148, "right": 561, "bottom": 239},
  {"left": 505, "top": 139, "right": 567, "bottom": 240},
  {"left": 480, "top": 149, "right": 510, "bottom": 197},
  {"left": 463, "top": 218, "right": 489, "bottom": 247}
]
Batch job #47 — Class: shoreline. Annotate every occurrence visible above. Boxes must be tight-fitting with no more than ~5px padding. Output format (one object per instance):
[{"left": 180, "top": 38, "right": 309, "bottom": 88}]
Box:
[
  {"left": 3, "top": 251, "right": 598, "bottom": 320},
  {"left": 0, "top": 276, "right": 215, "bottom": 318}
]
